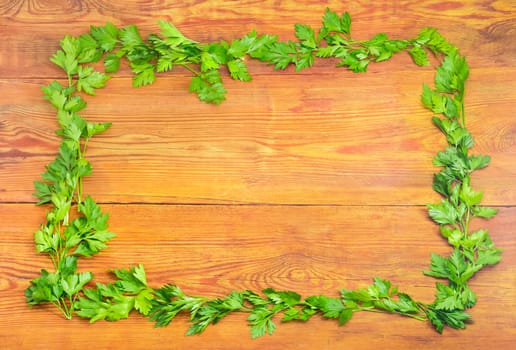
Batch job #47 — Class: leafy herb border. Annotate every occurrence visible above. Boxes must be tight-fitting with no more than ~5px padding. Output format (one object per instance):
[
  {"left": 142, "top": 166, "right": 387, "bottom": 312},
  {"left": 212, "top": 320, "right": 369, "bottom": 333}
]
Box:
[{"left": 26, "top": 9, "right": 502, "bottom": 337}]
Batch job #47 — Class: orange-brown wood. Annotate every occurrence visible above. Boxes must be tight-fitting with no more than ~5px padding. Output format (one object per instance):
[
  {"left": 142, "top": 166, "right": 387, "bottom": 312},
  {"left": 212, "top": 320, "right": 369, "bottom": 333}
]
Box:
[
  {"left": 0, "top": 1, "right": 514, "bottom": 349},
  {"left": 1, "top": 204, "right": 515, "bottom": 349}
]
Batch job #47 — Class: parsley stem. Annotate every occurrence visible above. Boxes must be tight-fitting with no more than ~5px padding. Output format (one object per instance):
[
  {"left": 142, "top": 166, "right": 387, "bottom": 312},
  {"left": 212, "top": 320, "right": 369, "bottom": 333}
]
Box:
[
  {"left": 359, "top": 307, "right": 427, "bottom": 322},
  {"left": 179, "top": 63, "right": 201, "bottom": 77},
  {"left": 464, "top": 207, "right": 471, "bottom": 237},
  {"left": 75, "top": 138, "right": 89, "bottom": 205},
  {"left": 50, "top": 253, "right": 58, "bottom": 271},
  {"left": 77, "top": 178, "right": 83, "bottom": 205},
  {"left": 461, "top": 98, "right": 466, "bottom": 127},
  {"left": 82, "top": 138, "right": 89, "bottom": 155},
  {"left": 53, "top": 298, "right": 72, "bottom": 319}
]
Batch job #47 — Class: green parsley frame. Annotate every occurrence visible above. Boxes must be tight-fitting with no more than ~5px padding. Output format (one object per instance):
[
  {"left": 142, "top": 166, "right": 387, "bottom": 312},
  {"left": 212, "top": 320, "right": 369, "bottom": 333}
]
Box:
[{"left": 26, "top": 8, "right": 502, "bottom": 337}]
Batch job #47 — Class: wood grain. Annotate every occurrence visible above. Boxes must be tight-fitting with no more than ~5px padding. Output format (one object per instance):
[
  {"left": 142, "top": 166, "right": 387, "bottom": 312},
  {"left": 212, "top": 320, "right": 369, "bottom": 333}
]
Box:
[
  {"left": 1, "top": 69, "right": 514, "bottom": 204},
  {"left": 0, "top": 0, "right": 515, "bottom": 349},
  {"left": 1, "top": 204, "right": 515, "bottom": 349}
]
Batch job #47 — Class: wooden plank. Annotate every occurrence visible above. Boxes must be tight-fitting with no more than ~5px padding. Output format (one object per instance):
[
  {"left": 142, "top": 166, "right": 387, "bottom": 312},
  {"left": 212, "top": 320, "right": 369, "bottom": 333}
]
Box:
[
  {"left": 1, "top": 67, "right": 514, "bottom": 204},
  {"left": 0, "top": 1, "right": 514, "bottom": 79},
  {"left": 1, "top": 204, "right": 514, "bottom": 349}
]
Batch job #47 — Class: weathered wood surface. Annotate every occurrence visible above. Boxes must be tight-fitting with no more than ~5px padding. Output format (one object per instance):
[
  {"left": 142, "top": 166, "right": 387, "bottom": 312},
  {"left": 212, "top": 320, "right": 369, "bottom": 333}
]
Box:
[{"left": 0, "top": 0, "right": 514, "bottom": 349}]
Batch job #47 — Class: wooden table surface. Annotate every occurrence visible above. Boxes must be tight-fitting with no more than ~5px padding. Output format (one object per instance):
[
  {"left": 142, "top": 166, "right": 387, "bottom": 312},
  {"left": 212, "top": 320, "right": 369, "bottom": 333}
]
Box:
[{"left": 1, "top": 1, "right": 514, "bottom": 349}]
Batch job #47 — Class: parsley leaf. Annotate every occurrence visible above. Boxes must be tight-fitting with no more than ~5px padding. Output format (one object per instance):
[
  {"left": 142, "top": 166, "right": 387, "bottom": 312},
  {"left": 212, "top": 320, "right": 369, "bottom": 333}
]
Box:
[
  {"left": 304, "top": 295, "right": 352, "bottom": 325},
  {"left": 77, "top": 66, "right": 110, "bottom": 95},
  {"left": 189, "top": 70, "right": 227, "bottom": 104},
  {"left": 51, "top": 35, "right": 80, "bottom": 77},
  {"left": 130, "top": 62, "right": 156, "bottom": 87},
  {"left": 158, "top": 20, "right": 195, "bottom": 46},
  {"left": 104, "top": 53, "right": 121, "bottom": 73},
  {"left": 75, "top": 265, "right": 154, "bottom": 321},
  {"left": 90, "top": 22, "right": 120, "bottom": 52},
  {"left": 427, "top": 199, "right": 459, "bottom": 225},
  {"left": 295, "top": 23, "right": 317, "bottom": 49},
  {"left": 149, "top": 285, "right": 206, "bottom": 327},
  {"left": 322, "top": 8, "right": 351, "bottom": 34},
  {"left": 227, "top": 59, "right": 252, "bottom": 81},
  {"left": 187, "top": 291, "right": 245, "bottom": 335}
]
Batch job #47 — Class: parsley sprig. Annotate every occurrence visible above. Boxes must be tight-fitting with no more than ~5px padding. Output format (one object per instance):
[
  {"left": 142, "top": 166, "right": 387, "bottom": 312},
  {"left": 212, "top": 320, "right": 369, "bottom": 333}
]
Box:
[
  {"left": 25, "top": 8, "right": 501, "bottom": 337},
  {"left": 421, "top": 50, "right": 502, "bottom": 332},
  {"left": 26, "top": 45, "right": 113, "bottom": 317},
  {"left": 148, "top": 278, "right": 428, "bottom": 338}
]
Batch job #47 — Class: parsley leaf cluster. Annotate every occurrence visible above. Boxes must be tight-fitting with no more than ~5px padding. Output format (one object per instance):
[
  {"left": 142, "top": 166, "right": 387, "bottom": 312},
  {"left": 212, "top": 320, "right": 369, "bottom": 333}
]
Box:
[
  {"left": 421, "top": 50, "right": 502, "bottom": 333},
  {"left": 26, "top": 8, "right": 501, "bottom": 337}
]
